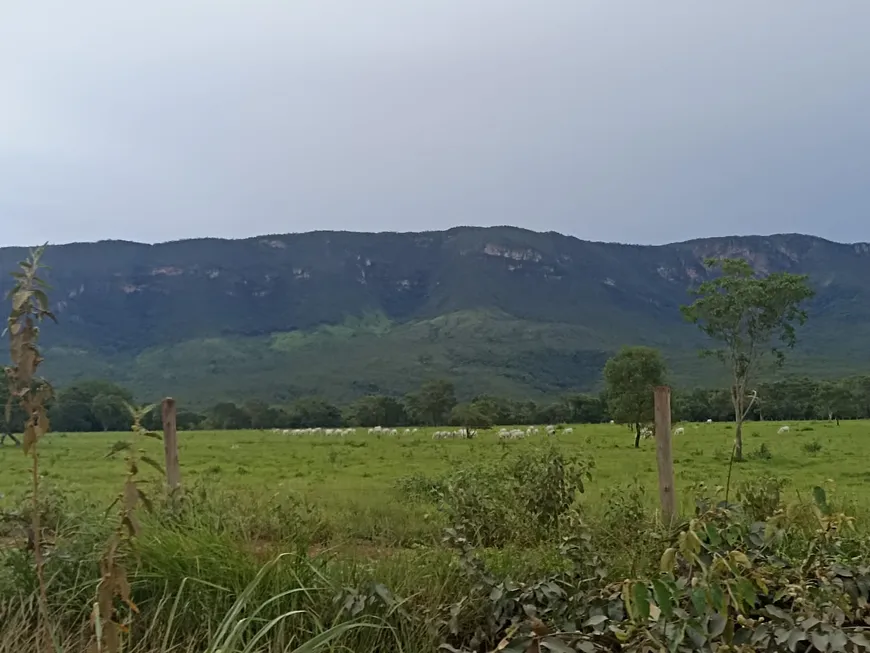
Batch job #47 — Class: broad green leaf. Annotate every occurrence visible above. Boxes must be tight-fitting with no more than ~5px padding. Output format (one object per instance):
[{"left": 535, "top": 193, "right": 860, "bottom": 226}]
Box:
[
  {"left": 810, "top": 632, "right": 829, "bottom": 652},
  {"left": 801, "top": 617, "right": 820, "bottom": 631},
  {"left": 651, "top": 579, "right": 673, "bottom": 619},
  {"left": 788, "top": 629, "right": 807, "bottom": 651},
  {"left": 736, "top": 578, "right": 757, "bottom": 609},
  {"left": 830, "top": 631, "right": 848, "bottom": 652},
  {"left": 541, "top": 637, "right": 576, "bottom": 653},
  {"left": 630, "top": 582, "right": 650, "bottom": 622},
  {"left": 583, "top": 614, "right": 608, "bottom": 627},
  {"left": 708, "top": 613, "right": 727, "bottom": 638}
]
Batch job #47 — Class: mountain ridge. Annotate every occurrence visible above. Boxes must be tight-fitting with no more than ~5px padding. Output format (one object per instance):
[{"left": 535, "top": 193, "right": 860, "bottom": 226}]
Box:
[
  {"left": 1, "top": 227, "right": 867, "bottom": 407},
  {"left": 4, "top": 227, "right": 868, "bottom": 250}
]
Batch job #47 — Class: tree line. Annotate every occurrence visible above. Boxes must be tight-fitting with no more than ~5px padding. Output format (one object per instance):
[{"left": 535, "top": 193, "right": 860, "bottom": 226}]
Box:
[{"left": 3, "top": 373, "right": 870, "bottom": 437}]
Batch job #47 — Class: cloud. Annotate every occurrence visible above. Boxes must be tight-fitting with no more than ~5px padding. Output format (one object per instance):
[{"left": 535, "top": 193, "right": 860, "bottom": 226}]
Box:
[{"left": 2, "top": 1, "right": 869, "bottom": 246}]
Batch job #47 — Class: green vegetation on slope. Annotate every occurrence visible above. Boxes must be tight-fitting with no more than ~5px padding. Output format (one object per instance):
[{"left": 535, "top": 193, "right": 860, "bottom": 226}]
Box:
[{"left": 3, "top": 228, "right": 870, "bottom": 404}]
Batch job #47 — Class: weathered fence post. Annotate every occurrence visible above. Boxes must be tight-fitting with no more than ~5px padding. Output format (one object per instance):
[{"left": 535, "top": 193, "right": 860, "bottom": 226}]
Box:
[
  {"left": 162, "top": 397, "right": 181, "bottom": 491},
  {"left": 654, "top": 385, "right": 676, "bottom": 524}
]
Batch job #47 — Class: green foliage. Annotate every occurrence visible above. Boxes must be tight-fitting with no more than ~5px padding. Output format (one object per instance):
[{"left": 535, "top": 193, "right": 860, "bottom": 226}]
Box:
[
  {"left": 207, "top": 402, "right": 251, "bottom": 430},
  {"left": 682, "top": 257, "right": 814, "bottom": 460},
  {"left": 405, "top": 379, "right": 457, "bottom": 426},
  {"left": 441, "top": 500, "right": 870, "bottom": 653},
  {"left": 735, "top": 475, "right": 786, "bottom": 521},
  {"left": 603, "top": 347, "right": 667, "bottom": 447},
  {"left": 345, "top": 395, "right": 408, "bottom": 427},
  {"left": 746, "top": 441, "right": 772, "bottom": 461},
  {"left": 425, "top": 443, "right": 593, "bottom": 546},
  {"left": 49, "top": 380, "right": 136, "bottom": 432},
  {"left": 2, "top": 424, "right": 870, "bottom": 651},
  {"left": 803, "top": 439, "right": 823, "bottom": 455},
  {"left": 2, "top": 230, "right": 870, "bottom": 406},
  {"left": 448, "top": 403, "right": 493, "bottom": 430},
  {"left": 681, "top": 258, "right": 815, "bottom": 373},
  {"left": 287, "top": 397, "right": 342, "bottom": 428}
]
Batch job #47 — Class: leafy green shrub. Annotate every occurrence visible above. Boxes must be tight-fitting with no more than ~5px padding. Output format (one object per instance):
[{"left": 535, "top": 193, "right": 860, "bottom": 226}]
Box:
[
  {"left": 735, "top": 475, "right": 787, "bottom": 521},
  {"left": 803, "top": 439, "right": 823, "bottom": 455},
  {"left": 601, "top": 480, "right": 647, "bottom": 533},
  {"left": 427, "top": 443, "right": 593, "bottom": 546},
  {"left": 395, "top": 473, "right": 446, "bottom": 502},
  {"left": 746, "top": 442, "right": 772, "bottom": 461},
  {"left": 440, "top": 500, "right": 870, "bottom": 653}
]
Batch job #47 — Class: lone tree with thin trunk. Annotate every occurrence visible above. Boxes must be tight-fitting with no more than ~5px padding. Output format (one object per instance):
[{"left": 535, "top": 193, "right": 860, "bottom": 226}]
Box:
[
  {"left": 604, "top": 346, "right": 667, "bottom": 448},
  {"left": 681, "top": 257, "right": 814, "bottom": 462}
]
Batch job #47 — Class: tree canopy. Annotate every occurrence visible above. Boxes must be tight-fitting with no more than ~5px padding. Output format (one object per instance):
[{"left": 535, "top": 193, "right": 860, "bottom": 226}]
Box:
[
  {"left": 603, "top": 346, "right": 667, "bottom": 447},
  {"left": 681, "top": 257, "right": 814, "bottom": 460}
]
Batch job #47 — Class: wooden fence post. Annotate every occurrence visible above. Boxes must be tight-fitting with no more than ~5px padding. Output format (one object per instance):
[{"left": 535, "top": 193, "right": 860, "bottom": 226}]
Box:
[
  {"left": 162, "top": 397, "right": 181, "bottom": 491},
  {"left": 654, "top": 386, "right": 676, "bottom": 524}
]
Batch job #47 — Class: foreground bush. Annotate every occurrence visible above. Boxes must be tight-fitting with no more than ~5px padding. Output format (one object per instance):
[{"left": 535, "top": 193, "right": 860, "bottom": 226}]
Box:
[{"left": 2, "top": 450, "right": 870, "bottom": 652}]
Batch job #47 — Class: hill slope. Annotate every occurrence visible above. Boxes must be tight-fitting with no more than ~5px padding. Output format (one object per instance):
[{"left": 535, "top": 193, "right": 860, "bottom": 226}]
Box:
[{"left": 1, "top": 227, "right": 868, "bottom": 406}]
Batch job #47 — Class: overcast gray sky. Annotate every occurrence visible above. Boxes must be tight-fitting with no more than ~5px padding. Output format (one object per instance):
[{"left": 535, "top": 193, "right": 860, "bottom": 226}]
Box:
[{"left": 2, "top": 1, "right": 869, "bottom": 247}]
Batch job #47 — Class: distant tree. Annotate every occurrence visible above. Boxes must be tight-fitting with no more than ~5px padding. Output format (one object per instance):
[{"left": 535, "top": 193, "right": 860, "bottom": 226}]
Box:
[
  {"left": 603, "top": 346, "right": 667, "bottom": 447},
  {"left": 815, "top": 380, "right": 853, "bottom": 424},
  {"left": 848, "top": 376, "right": 870, "bottom": 419},
  {"left": 673, "top": 388, "right": 712, "bottom": 423},
  {"left": 536, "top": 400, "right": 572, "bottom": 425},
  {"left": 91, "top": 393, "right": 132, "bottom": 431},
  {"left": 563, "top": 393, "right": 607, "bottom": 424},
  {"left": 243, "top": 399, "right": 281, "bottom": 429},
  {"left": 469, "top": 395, "right": 513, "bottom": 425},
  {"left": 141, "top": 406, "right": 204, "bottom": 431},
  {"left": 511, "top": 400, "right": 540, "bottom": 426},
  {"left": 405, "top": 380, "right": 457, "bottom": 426},
  {"left": 681, "top": 258, "right": 813, "bottom": 461},
  {"left": 208, "top": 402, "right": 251, "bottom": 430},
  {"left": 346, "top": 395, "right": 407, "bottom": 427},
  {"left": 48, "top": 380, "right": 135, "bottom": 432},
  {"left": 0, "top": 383, "right": 25, "bottom": 444},
  {"left": 449, "top": 402, "right": 493, "bottom": 436},
  {"left": 287, "top": 397, "right": 342, "bottom": 428},
  {"left": 63, "top": 380, "right": 133, "bottom": 405},
  {"left": 50, "top": 400, "right": 99, "bottom": 432}
]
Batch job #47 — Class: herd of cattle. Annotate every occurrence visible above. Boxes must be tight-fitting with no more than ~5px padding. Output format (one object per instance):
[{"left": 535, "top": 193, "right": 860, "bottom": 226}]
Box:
[{"left": 269, "top": 422, "right": 793, "bottom": 439}]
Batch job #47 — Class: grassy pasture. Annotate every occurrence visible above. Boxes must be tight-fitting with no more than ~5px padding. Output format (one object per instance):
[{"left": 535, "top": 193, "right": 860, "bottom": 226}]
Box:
[
  {"left": 1, "top": 419, "right": 866, "bottom": 529},
  {"left": 2, "top": 419, "right": 870, "bottom": 652}
]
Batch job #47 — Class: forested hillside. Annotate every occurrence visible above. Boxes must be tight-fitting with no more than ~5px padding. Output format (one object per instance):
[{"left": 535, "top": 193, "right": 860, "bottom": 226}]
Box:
[{"left": 1, "top": 227, "right": 868, "bottom": 406}]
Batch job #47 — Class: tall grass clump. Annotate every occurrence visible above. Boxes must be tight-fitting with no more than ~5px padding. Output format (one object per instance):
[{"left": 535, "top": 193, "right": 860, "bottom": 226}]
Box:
[{"left": 3, "top": 245, "right": 56, "bottom": 649}]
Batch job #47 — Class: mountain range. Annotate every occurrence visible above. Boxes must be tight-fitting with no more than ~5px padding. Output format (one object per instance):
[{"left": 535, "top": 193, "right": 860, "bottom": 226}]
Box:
[{"left": 1, "top": 227, "right": 868, "bottom": 408}]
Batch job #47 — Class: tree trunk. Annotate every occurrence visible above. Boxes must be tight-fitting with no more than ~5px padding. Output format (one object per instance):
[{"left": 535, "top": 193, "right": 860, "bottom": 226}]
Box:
[
  {"left": 634, "top": 424, "right": 641, "bottom": 448},
  {"left": 732, "top": 383, "right": 744, "bottom": 462}
]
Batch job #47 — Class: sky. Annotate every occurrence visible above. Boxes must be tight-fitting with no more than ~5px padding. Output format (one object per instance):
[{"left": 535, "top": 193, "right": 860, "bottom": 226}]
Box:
[{"left": 2, "top": 2, "right": 870, "bottom": 247}]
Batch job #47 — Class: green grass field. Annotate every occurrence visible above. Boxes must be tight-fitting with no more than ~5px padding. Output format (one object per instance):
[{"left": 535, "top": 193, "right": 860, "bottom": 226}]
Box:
[
  {"left": 2, "top": 419, "right": 870, "bottom": 652},
  {"left": 2, "top": 419, "right": 866, "bottom": 527}
]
